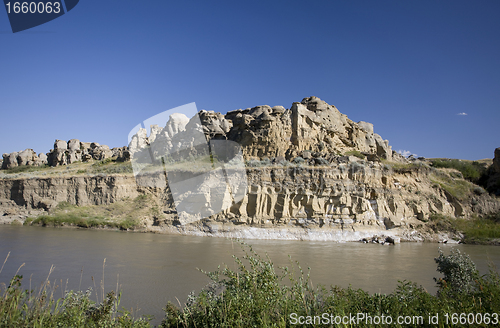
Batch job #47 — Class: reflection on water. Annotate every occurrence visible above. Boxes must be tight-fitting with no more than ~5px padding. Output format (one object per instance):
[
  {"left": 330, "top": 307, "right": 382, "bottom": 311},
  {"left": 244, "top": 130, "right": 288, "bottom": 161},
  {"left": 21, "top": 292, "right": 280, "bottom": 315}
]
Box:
[{"left": 1, "top": 225, "right": 500, "bottom": 325}]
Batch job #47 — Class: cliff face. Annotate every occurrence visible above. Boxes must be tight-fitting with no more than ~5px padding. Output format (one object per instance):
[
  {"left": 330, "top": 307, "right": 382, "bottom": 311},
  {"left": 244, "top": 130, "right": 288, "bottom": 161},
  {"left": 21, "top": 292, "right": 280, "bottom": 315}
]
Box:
[
  {"left": 1, "top": 96, "right": 499, "bottom": 241},
  {"left": 0, "top": 175, "right": 140, "bottom": 211},
  {"left": 2, "top": 164, "right": 499, "bottom": 241}
]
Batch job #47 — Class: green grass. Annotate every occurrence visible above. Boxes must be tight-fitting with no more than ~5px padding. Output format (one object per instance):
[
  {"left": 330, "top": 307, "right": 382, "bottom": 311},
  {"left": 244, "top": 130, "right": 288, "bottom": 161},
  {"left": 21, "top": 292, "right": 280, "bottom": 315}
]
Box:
[
  {"left": 28, "top": 213, "right": 140, "bottom": 230},
  {"left": 430, "top": 172, "right": 473, "bottom": 201},
  {"left": 0, "top": 158, "right": 135, "bottom": 178},
  {"left": 24, "top": 196, "right": 152, "bottom": 231},
  {"left": 428, "top": 212, "right": 500, "bottom": 244},
  {"left": 0, "top": 254, "right": 151, "bottom": 327},
  {"left": 345, "top": 150, "right": 365, "bottom": 159},
  {"left": 430, "top": 159, "right": 486, "bottom": 183},
  {"left": 90, "top": 159, "right": 133, "bottom": 174},
  {"left": 455, "top": 212, "right": 500, "bottom": 244},
  {"left": 0, "top": 164, "right": 50, "bottom": 174}
]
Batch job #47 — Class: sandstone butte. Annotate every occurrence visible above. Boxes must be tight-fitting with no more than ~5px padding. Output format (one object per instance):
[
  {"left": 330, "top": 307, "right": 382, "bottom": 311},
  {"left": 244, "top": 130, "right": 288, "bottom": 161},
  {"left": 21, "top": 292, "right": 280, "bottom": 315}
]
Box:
[{"left": 1, "top": 97, "right": 499, "bottom": 243}]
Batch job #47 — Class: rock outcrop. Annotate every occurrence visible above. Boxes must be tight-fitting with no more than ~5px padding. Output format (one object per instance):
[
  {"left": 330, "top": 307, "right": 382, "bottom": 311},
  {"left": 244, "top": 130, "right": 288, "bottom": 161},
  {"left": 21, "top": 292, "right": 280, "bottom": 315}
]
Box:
[
  {"left": 1, "top": 97, "right": 499, "bottom": 242},
  {"left": 128, "top": 97, "right": 394, "bottom": 165},
  {"left": 1, "top": 149, "right": 47, "bottom": 169},
  {"left": 47, "top": 139, "right": 118, "bottom": 166},
  {"left": 2, "top": 140, "right": 130, "bottom": 169}
]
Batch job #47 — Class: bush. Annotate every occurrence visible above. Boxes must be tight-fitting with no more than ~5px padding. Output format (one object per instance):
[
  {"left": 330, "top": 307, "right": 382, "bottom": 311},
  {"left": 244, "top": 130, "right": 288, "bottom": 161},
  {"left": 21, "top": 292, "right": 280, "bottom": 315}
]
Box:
[
  {"left": 434, "top": 248, "right": 478, "bottom": 294},
  {"left": 427, "top": 214, "right": 456, "bottom": 233},
  {"left": 245, "top": 158, "right": 271, "bottom": 167},
  {"left": 162, "top": 244, "right": 500, "bottom": 328},
  {"left": 350, "top": 161, "right": 365, "bottom": 172}
]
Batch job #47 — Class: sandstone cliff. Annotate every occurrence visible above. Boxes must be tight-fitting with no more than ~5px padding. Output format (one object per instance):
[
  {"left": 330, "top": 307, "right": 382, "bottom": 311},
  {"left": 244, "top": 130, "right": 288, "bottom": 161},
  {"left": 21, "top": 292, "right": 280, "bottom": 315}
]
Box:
[
  {"left": 1, "top": 97, "right": 499, "bottom": 242},
  {"left": 128, "top": 96, "right": 395, "bottom": 164}
]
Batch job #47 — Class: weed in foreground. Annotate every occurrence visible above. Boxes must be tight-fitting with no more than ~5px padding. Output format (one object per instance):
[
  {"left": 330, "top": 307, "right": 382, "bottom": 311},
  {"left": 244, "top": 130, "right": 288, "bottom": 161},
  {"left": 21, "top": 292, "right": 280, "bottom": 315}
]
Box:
[
  {"left": 161, "top": 243, "right": 500, "bottom": 328},
  {"left": 0, "top": 253, "right": 152, "bottom": 327}
]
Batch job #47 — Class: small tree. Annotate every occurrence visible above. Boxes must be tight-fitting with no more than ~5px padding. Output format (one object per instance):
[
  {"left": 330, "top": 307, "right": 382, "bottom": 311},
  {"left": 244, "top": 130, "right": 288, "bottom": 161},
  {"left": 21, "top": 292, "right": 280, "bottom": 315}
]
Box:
[{"left": 434, "top": 248, "right": 478, "bottom": 294}]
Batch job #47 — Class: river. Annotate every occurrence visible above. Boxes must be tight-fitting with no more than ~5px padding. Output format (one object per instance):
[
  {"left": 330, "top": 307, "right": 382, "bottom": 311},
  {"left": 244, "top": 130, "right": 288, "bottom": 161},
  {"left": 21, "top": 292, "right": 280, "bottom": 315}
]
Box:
[{"left": 1, "top": 226, "right": 499, "bottom": 326}]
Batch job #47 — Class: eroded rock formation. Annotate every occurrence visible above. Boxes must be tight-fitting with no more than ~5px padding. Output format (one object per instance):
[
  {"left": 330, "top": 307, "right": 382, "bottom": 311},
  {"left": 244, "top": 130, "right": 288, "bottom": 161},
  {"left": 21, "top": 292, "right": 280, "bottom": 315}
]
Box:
[
  {"left": 2, "top": 140, "right": 130, "bottom": 169},
  {"left": 1, "top": 96, "right": 499, "bottom": 242},
  {"left": 128, "top": 96, "right": 394, "bottom": 163}
]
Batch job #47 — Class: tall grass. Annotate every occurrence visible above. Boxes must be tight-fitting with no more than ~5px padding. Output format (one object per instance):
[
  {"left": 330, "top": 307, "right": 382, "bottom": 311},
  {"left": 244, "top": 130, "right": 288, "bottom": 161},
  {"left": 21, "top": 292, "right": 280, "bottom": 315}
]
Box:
[
  {"left": 429, "top": 212, "right": 500, "bottom": 244},
  {"left": 25, "top": 213, "right": 140, "bottom": 230},
  {"left": 0, "top": 253, "right": 151, "bottom": 327}
]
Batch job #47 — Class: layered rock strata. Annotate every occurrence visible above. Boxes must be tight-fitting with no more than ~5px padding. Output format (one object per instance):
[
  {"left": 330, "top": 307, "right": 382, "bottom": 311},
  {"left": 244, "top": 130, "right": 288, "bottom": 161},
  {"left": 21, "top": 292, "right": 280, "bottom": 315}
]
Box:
[{"left": 1, "top": 164, "right": 499, "bottom": 241}]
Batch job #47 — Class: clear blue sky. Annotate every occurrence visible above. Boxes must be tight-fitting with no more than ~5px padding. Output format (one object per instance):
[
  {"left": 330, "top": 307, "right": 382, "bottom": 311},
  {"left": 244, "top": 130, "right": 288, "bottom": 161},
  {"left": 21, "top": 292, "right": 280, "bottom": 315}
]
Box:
[{"left": 1, "top": 0, "right": 499, "bottom": 160}]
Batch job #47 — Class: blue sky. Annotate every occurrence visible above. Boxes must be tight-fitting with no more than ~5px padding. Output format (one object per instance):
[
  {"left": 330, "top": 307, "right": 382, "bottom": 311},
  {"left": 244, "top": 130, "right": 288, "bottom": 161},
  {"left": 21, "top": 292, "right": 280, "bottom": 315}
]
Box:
[{"left": 1, "top": 0, "right": 499, "bottom": 160}]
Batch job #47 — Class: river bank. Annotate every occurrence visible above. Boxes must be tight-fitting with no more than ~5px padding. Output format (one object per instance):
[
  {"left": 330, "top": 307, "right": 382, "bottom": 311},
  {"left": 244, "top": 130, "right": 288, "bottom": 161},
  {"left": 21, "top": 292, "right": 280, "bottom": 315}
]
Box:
[
  {"left": 1, "top": 158, "right": 499, "bottom": 244},
  {"left": 1, "top": 228, "right": 500, "bottom": 327}
]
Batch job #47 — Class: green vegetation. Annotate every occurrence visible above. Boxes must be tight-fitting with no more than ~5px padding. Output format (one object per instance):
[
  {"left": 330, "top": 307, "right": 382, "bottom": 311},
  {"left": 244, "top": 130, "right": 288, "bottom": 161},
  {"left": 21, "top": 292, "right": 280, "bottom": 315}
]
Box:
[
  {"left": 2, "top": 244, "right": 500, "bottom": 327},
  {"left": 162, "top": 244, "right": 500, "bottom": 328},
  {"left": 430, "top": 159, "right": 487, "bottom": 183},
  {"left": 24, "top": 196, "right": 153, "bottom": 231},
  {"left": 434, "top": 248, "right": 478, "bottom": 294},
  {"left": 456, "top": 212, "right": 500, "bottom": 244},
  {"left": 382, "top": 160, "right": 430, "bottom": 173},
  {"left": 430, "top": 172, "right": 473, "bottom": 201},
  {"left": 27, "top": 214, "right": 140, "bottom": 230},
  {"left": 90, "top": 160, "right": 133, "bottom": 174},
  {"left": 428, "top": 212, "right": 500, "bottom": 244},
  {"left": 0, "top": 164, "right": 50, "bottom": 174},
  {"left": 0, "top": 158, "right": 136, "bottom": 178},
  {"left": 345, "top": 150, "right": 365, "bottom": 159},
  {"left": 0, "top": 255, "right": 151, "bottom": 327}
]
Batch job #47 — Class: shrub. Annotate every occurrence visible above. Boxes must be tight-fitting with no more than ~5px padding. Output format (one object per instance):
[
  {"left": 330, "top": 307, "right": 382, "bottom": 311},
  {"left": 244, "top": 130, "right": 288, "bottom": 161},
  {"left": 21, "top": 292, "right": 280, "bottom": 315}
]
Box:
[
  {"left": 292, "top": 156, "right": 305, "bottom": 165},
  {"left": 162, "top": 244, "right": 500, "bottom": 328},
  {"left": 473, "top": 186, "right": 487, "bottom": 195},
  {"left": 427, "top": 214, "right": 456, "bottom": 233},
  {"left": 245, "top": 158, "right": 271, "bottom": 167},
  {"left": 434, "top": 248, "right": 478, "bottom": 294}
]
